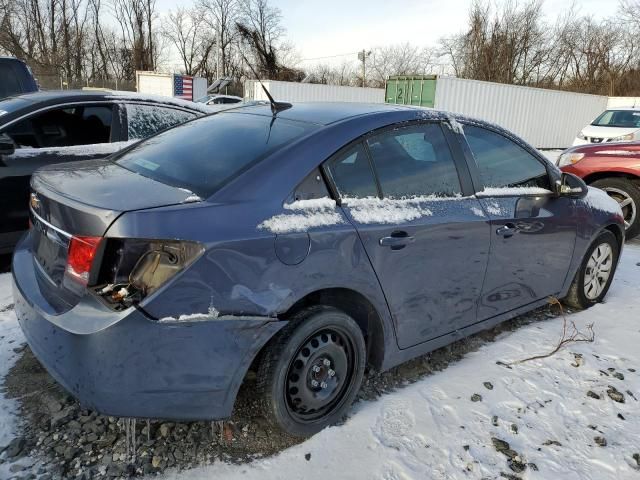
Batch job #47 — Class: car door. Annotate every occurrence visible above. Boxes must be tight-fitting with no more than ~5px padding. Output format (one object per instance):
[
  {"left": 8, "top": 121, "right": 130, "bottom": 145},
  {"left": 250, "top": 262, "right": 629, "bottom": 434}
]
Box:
[
  {"left": 0, "top": 103, "right": 121, "bottom": 249},
  {"left": 325, "top": 121, "right": 490, "bottom": 349},
  {"left": 461, "top": 124, "right": 578, "bottom": 320},
  {"left": 122, "top": 103, "right": 198, "bottom": 140}
]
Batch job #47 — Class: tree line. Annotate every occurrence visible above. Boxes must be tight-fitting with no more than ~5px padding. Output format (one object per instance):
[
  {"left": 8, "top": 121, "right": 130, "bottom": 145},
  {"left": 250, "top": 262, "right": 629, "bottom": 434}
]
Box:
[{"left": 1, "top": 0, "right": 640, "bottom": 96}]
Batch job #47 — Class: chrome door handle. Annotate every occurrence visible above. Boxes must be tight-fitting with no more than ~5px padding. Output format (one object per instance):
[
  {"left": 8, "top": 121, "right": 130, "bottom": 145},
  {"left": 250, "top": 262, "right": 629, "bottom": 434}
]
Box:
[{"left": 379, "top": 232, "right": 415, "bottom": 249}]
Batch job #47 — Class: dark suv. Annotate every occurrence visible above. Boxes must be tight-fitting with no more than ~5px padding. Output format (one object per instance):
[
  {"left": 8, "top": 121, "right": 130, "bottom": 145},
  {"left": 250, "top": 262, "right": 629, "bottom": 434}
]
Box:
[{"left": 0, "top": 57, "right": 38, "bottom": 100}]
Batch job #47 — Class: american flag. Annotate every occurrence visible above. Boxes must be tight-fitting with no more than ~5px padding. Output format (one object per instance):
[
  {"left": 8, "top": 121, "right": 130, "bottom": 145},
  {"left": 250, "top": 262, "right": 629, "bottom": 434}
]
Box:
[{"left": 173, "top": 75, "right": 193, "bottom": 101}]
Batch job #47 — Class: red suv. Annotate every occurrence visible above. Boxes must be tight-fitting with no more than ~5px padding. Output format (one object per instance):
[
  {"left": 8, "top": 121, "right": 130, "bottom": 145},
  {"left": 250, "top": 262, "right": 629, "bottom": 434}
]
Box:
[{"left": 558, "top": 143, "right": 640, "bottom": 239}]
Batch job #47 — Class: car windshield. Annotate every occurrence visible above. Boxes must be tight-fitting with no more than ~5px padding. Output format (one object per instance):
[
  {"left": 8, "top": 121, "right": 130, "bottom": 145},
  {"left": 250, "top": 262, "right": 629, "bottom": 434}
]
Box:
[
  {"left": 115, "top": 112, "right": 317, "bottom": 198},
  {"left": 592, "top": 110, "right": 640, "bottom": 128}
]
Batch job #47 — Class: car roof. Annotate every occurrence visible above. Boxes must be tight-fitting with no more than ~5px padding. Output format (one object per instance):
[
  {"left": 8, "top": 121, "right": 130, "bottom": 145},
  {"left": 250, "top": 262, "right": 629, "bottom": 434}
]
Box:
[
  {"left": 3, "top": 90, "right": 213, "bottom": 113},
  {"left": 232, "top": 102, "right": 446, "bottom": 126},
  {"left": 605, "top": 107, "right": 640, "bottom": 111}
]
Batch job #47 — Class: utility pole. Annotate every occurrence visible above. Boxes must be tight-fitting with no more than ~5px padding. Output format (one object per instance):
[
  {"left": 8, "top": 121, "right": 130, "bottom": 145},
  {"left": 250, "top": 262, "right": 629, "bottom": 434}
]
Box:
[{"left": 358, "top": 49, "right": 371, "bottom": 87}]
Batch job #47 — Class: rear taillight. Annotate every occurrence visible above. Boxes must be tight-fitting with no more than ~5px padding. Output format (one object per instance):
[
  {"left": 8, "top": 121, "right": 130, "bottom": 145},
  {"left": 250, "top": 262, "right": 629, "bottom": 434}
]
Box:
[
  {"left": 66, "top": 236, "right": 102, "bottom": 284},
  {"left": 92, "top": 239, "right": 204, "bottom": 309}
]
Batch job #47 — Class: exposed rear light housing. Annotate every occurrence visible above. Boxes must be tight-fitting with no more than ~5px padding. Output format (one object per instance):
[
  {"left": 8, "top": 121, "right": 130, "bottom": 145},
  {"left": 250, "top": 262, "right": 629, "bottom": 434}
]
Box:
[
  {"left": 91, "top": 239, "right": 204, "bottom": 310},
  {"left": 66, "top": 236, "right": 103, "bottom": 284}
]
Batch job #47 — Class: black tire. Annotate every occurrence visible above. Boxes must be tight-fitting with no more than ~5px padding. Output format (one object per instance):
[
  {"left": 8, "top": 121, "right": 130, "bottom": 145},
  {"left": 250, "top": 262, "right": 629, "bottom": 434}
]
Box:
[
  {"left": 564, "top": 230, "right": 620, "bottom": 310},
  {"left": 590, "top": 177, "right": 640, "bottom": 240},
  {"left": 256, "top": 306, "right": 366, "bottom": 437}
]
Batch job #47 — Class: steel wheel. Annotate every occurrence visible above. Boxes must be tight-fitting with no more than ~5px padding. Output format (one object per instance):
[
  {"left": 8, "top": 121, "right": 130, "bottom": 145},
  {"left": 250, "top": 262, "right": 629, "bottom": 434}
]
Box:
[
  {"left": 285, "top": 327, "right": 355, "bottom": 422},
  {"left": 602, "top": 186, "right": 637, "bottom": 231},
  {"left": 583, "top": 242, "right": 613, "bottom": 300}
]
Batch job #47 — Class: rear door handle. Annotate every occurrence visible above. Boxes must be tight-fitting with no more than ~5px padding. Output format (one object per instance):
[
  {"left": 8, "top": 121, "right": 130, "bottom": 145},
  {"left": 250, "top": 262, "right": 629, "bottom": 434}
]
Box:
[
  {"left": 496, "top": 223, "right": 517, "bottom": 238},
  {"left": 379, "top": 231, "right": 415, "bottom": 249}
]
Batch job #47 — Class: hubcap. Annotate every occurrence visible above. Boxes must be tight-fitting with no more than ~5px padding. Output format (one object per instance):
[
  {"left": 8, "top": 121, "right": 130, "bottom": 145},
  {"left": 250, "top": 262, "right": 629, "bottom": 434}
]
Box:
[
  {"left": 584, "top": 243, "right": 613, "bottom": 300},
  {"left": 603, "top": 187, "right": 636, "bottom": 231},
  {"left": 285, "top": 328, "right": 354, "bottom": 422}
]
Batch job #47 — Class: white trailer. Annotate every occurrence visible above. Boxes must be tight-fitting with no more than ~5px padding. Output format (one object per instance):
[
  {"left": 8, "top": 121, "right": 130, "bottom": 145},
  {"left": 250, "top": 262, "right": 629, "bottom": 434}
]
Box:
[
  {"left": 245, "top": 80, "right": 385, "bottom": 104},
  {"left": 135, "top": 71, "right": 207, "bottom": 102},
  {"left": 431, "top": 77, "right": 609, "bottom": 149}
]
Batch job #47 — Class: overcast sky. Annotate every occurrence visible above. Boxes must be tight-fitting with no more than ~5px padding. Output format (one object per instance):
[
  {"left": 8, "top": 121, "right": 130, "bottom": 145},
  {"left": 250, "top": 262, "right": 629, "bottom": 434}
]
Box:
[{"left": 155, "top": 0, "right": 621, "bottom": 70}]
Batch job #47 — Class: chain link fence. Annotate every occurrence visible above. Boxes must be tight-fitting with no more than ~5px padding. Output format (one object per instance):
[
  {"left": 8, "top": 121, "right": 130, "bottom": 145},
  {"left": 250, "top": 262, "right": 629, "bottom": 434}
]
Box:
[{"left": 35, "top": 73, "right": 136, "bottom": 92}]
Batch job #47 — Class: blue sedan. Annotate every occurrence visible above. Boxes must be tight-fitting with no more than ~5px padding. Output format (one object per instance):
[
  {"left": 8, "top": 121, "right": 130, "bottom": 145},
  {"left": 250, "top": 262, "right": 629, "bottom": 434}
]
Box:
[{"left": 12, "top": 102, "right": 624, "bottom": 437}]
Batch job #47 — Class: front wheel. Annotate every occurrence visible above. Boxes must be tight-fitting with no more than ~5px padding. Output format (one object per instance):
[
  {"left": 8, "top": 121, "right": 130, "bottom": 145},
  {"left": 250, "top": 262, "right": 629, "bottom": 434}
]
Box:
[
  {"left": 256, "top": 306, "right": 366, "bottom": 437},
  {"left": 563, "top": 230, "right": 620, "bottom": 309}
]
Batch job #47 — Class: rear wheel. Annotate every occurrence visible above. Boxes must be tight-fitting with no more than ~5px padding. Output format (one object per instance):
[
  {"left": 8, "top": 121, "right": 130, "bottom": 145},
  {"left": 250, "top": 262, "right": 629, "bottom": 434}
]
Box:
[
  {"left": 591, "top": 177, "right": 640, "bottom": 240},
  {"left": 564, "top": 230, "right": 619, "bottom": 309},
  {"left": 256, "top": 306, "right": 366, "bottom": 437}
]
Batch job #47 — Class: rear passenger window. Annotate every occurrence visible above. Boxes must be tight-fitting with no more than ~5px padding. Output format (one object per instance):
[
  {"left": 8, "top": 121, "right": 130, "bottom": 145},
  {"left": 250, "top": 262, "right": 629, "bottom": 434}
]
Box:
[
  {"left": 126, "top": 104, "right": 196, "bottom": 139},
  {"left": 4, "top": 105, "right": 113, "bottom": 148},
  {"left": 464, "top": 125, "right": 550, "bottom": 189},
  {"left": 326, "top": 144, "right": 378, "bottom": 198},
  {"left": 367, "top": 123, "right": 461, "bottom": 198}
]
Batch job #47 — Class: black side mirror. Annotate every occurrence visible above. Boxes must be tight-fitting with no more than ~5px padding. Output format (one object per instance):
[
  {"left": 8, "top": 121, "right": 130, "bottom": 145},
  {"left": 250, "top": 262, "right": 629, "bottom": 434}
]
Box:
[
  {"left": 0, "top": 133, "right": 15, "bottom": 156},
  {"left": 556, "top": 172, "right": 588, "bottom": 198}
]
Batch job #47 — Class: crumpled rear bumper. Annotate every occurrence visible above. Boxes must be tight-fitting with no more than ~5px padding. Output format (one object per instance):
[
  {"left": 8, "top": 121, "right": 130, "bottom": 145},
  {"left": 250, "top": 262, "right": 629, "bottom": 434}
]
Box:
[{"left": 12, "top": 237, "right": 286, "bottom": 420}]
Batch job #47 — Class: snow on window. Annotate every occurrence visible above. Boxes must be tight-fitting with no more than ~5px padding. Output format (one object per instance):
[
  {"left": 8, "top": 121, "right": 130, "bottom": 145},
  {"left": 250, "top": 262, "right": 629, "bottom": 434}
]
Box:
[
  {"left": 10, "top": 141, "right": 135, "bottom": 158},
  {"left": 478, "top": 186, "right": 552, "bottom": 197},
  {"left": 595, "top": 150, "right": 639, "bottom": 155},
  {"left": 110, "top": 91, "right": 215, "bottom": 114},
  {"left": 582, "top": 187, "right": 623, "bottom": 215},
  {"left": 258, "top": 198, "right": 345, "bottom": 234},
  {"left": 343, "top": 197, "right": 434, "bottom": 224},
  {"left": 126, "top": 104, "right": 195, "bottom": 140}
]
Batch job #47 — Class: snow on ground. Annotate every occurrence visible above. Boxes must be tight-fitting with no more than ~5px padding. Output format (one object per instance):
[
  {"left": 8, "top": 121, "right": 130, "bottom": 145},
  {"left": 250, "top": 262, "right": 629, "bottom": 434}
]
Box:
[
  {"left": 1, "top": 242, "right": 639, "bottom": 479},
  {"left": 163, "top": 240, "right": 640, "bottom": 480},
  {"left": 0, "top": 273, "right": 28, "bottom": 478}
]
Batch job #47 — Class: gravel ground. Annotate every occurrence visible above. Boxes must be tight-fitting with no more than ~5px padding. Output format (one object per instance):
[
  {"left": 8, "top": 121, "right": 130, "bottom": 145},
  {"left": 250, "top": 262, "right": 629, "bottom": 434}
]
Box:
[{"left": 0, "top": 301, "right": 562, "bottom": 479}]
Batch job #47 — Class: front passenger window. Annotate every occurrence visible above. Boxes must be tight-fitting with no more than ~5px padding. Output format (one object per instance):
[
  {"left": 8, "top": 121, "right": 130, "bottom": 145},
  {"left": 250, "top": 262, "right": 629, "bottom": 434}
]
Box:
[{"left": 464, "top": 125, "right": 550, "bottom": 190}]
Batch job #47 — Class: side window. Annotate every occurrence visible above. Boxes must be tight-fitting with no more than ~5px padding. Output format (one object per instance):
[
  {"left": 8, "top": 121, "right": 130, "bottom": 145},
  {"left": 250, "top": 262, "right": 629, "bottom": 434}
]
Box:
[
  {"left": 326, "top": 143, "right": 378, "bottom": 198},
  {"left": 464, "top": 125, "right": 550, "bottom": 189},
  {"left": 126, "top": 104, "right": 196, "bottom": 140},
  {"left": 4, "top": 104, "right": 113, "bottom": 148},
  {"left": 367, "top": 123, "right": 461, "bottom": 197}
]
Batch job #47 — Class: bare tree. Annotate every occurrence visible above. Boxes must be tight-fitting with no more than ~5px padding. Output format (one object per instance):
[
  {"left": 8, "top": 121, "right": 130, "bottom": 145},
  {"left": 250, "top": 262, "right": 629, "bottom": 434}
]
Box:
[{"left": 162, "top": 7, "right": 215, "bottom": 75}]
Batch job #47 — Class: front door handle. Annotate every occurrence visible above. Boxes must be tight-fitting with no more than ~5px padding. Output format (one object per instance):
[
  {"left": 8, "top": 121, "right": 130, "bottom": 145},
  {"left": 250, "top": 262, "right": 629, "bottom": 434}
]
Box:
[
  {"left": 379, "top": 231, "right": 415, "bottom": 250},
  {"left": 496, "top": 223, "right": 517, "bottom": 238}
]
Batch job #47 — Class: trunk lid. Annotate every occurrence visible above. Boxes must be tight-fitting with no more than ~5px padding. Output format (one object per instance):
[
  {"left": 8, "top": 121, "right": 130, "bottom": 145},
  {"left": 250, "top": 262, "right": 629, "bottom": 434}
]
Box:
[{"left": 28, "top": 159, "right": 200, "bottom": 310}]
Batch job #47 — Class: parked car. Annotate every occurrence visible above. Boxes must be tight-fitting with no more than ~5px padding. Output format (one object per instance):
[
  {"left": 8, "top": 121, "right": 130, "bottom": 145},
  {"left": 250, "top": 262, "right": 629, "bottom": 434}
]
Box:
[
  {"left": 573, "top": 107, "right": 640, "bottom": 146},
  {"left": 558, "top": 143, "right": 640, "bottom": 239},
  {"left": 13, "top": 103, "right": 624, "bottom": 437},
  {"left": 195, "top": 94, "right": 243, "bottom": 105},
  {"left": 0, "top": 90, "right": 214, "bottom": 254},
  {"left": 0, "top": 57, "right": 38, "bottom": 100}
]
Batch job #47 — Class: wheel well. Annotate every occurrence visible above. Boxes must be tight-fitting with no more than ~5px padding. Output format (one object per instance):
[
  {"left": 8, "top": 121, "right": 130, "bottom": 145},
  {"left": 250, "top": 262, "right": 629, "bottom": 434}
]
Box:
[
  {"left": 583, "top": 171, "right": 640, "bottom": 187},
  {"left": 604, "top": 223, "right": 624, "bottom": 248},
  {"left": 280, "top": 288, "right": 386, "bottom": 371}
]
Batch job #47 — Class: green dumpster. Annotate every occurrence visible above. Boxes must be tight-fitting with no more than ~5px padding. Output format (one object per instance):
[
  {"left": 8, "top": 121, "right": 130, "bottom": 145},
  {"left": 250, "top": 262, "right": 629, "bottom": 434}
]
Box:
[{"left": 385, "top": 75, "right": 437, "bottom": 108}]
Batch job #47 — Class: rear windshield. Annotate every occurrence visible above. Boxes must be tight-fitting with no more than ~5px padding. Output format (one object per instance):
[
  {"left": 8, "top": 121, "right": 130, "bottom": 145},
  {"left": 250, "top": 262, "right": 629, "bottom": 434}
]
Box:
[
  {"left": 592, "top": 110, "right": 640, "bottom": 128},
  {"left": 115, "top": 112, "right": 317, "bottom": 197}
]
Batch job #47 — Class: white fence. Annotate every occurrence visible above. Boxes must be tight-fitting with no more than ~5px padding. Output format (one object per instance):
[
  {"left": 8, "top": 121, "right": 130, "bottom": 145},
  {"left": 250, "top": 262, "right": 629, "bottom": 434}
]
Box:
[
  {"left": 245, "top": 80, "right": 385, "bottom": 104},
  {"left": 432, "top": 77, "right": 608, "bottom": 148}
]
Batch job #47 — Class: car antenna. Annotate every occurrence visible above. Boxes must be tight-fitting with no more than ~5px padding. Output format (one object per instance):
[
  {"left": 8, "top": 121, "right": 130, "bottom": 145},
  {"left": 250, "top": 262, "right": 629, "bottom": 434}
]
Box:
[{"left": 241, "top": 53, "right": 292, "bottom": 115}]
